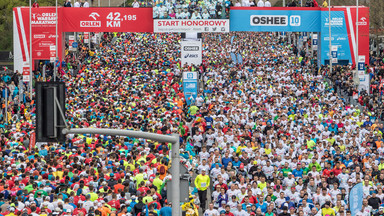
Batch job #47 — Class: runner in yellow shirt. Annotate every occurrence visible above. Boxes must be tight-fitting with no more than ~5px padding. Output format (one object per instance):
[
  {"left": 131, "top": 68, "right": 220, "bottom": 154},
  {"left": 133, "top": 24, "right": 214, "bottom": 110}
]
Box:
[{"left": 194, "top": 169, "right": 210, "bottom": 211}]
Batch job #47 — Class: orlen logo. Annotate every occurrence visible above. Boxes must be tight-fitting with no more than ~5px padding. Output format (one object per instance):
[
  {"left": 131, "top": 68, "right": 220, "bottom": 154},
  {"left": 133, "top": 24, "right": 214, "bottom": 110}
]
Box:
[
  {"left": 80, "top": 12, "right": 101, "bottom": 27},
  {"left": 80, "top": 21, "right": 101, "bottom": 27},
  {"left": 89, "top": 12, "right": 100, "bottom": 20},
  {"left": 184, "top": 54, "right": 198, "bottom": 58},
  {"left": 358, "top": 17, "right": 367, "bottom": 26},
  {"left": 183, "top": 46, "right": 199, "bottom": 51},
  {"left": 34, "top": 34, "right": 45, "bottom": 39}
]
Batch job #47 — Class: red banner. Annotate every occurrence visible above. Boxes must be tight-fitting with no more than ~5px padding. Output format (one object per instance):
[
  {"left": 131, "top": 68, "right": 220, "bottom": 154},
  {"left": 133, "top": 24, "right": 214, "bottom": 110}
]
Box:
[
  {"left": 349, "top": 7, "right": 369, "bottom": 65},
  {"left": 60, "top": 8, "right": 153, "bottom": 32},
  {"left": 13, "top": 7, "right": 63, "bottom": 73},
  {"left": 29, "top": 132, "right": 36, "bottom": 151}
]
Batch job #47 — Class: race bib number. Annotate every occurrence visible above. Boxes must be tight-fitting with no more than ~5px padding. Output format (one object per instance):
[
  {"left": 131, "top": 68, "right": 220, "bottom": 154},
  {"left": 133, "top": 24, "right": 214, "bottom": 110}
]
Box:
[{"left": 201, "top": 182, "right": 207, "bottom": 188}]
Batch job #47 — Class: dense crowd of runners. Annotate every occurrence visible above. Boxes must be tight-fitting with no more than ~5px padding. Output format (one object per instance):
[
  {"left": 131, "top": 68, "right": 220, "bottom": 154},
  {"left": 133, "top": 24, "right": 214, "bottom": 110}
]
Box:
[{"left": 0, "top": 31, "right": 384, "bottom": 216}]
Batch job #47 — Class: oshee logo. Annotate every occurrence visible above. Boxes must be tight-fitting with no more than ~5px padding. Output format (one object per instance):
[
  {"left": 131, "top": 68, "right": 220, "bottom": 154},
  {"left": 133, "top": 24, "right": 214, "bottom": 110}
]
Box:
[
  {"left": 184, "top": 54, "right": 199, "bottom": 58},
  {"left": 183, "top": 46, "right": 199, "bottom": 51},
  {"left": 250, "top": 15, "right": 288, "bottom": 26},
  {"left": 80, "top": 21, "right": 101, "bottom": 27}
]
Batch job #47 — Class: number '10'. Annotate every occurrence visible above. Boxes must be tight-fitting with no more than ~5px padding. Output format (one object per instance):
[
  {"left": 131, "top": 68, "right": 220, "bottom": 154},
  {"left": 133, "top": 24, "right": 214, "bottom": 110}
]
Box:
[{"left": 291, "top": 17, "right": 300, "bottom": 24}]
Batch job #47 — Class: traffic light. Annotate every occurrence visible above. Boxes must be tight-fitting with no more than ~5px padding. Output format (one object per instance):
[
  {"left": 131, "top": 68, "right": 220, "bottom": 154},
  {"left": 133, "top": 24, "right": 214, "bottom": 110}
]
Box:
[{"left": 35, "top": 82, "right": 66, "bottom": 142}]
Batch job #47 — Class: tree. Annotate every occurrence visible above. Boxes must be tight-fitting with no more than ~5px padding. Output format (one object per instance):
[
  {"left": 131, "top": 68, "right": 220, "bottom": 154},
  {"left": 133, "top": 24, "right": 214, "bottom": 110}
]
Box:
[{"left": 0, "top": 0, "right": 56, "bottom": 51}]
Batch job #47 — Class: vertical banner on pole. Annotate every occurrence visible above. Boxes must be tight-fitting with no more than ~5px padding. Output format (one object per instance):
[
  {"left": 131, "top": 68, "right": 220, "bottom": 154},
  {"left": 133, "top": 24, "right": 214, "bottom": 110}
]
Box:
[
  {"left": 69, "top": 35, "right": 74, "bottom": 50},
  {"left": 358, "top": 55, "right": 365, "bottom": 76},
  {"left": 181, "top": 40, "right": 202, "bottom": 66},
  {"left": 50, "top": 45, "right": 56, "bottom": 63},
  {"left": 183, "top": 72, "right": 198, "bottom": 106},
  {"left": 358, "top": 74, "right": 369, "bottom": 94},
  {"left": 331, "top": 45, "right": 338, "bottom": 64},
  {"left": 303, "top": 32, "right": 308, "bottom": 41},
  {"left": 29, "top": 132, "right": 36, "bottom": 151},
  {"left": 23, "top": 63, "right": 30, "bottom": 82},
  {"left": 84, "top": 32, "right": 89, "bottom": 43},
  {"left": 349, "top": 183, "right": 363, "bottom": 216},
  {"left": 312, "top": 34, "right": 318, "bottom": 50}
]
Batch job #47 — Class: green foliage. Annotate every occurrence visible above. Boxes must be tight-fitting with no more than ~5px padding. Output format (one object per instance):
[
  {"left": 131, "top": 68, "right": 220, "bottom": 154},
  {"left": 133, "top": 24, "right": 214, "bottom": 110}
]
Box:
[{"left": 0, "top": 0, "right": 55, "bottom": 51}]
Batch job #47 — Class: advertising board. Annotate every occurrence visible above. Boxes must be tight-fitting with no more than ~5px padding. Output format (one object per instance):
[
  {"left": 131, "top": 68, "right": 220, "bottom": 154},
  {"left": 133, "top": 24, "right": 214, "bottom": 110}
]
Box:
[
  {"left": 61, "top": 8, "right": 153, "bottom": 32},
  {"left": 181, "top": 40, "right": 202, "bottom": 66},
  {"left": 230, "top": 8, "right": 321, "bottom": 32},
  {"left": 154, "top": 19, "right": 229, "bottom": 33}
]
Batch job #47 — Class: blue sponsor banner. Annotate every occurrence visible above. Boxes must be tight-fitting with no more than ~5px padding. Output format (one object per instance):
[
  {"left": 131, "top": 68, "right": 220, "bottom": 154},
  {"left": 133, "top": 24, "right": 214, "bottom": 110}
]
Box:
[
  {"left": 320, "top": 11, "right": 352, "bottom": 64},
  {"left": 230, "top": 8, "right": 321, "bottom": 32},
  {"left": 349, "top": 183, "right": 363, "bottom": 216},
  {"left": 183, "top": 72, "right": 198, "bottom": 105}
]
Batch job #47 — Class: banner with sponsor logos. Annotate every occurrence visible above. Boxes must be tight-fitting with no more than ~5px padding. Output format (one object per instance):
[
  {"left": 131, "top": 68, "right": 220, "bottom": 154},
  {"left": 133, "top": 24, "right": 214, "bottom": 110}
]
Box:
[
  {"left": 181, "top": 40, "right": 202, "bottom": 66},
  {"left": 229, "top": 7, "right": 368, "bottom": 66},
  {"left": 13, "top": 7, "right": 63, "bottom": 73},
  {"left": 60, "top": 8, "right": 153, "bottom": 32},
  {"left": 229, "top": 7, "right": 321, "bottom": 32},
  {"left": 154, "top": 19, "right": 230, "bottom": 33},
  {"left": 320, "top": 7, "right": 369, "bottom": 65}
]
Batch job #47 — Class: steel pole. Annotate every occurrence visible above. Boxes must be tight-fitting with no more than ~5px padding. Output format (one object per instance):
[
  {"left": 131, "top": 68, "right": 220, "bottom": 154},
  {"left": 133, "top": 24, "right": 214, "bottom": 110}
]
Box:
[
  {"left": 61, "top": 128, "right": 181, "bottom": 213},
  {"left": 54, "top": 0, "right": 58, "bottom": 81},
  {"left": 171, "top": 133, "right": 180, "bottom": 216},
  {"left": 18, "top": 79, "right": 23, "bottom": 105},
  {"left": 29, "top": 0, "right": 32, "bottom": 96},
  {"left": 356, "top": 0, "right": 359, "bottom": 76},
  {"left": 5, "top": 88, "right": 7, "bottom": 123},
  {"left": 329, "top": 0, "right": 332, "bottom": 74},
  {"left": 89, "top": 33, "right": 91, "bottom": 50},
  {"left": 62, "top": 128, "right": 178, "bottom": 143}
]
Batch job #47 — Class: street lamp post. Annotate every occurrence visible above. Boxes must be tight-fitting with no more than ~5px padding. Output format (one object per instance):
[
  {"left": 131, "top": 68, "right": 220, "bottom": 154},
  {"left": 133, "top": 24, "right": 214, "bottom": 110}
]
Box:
[
  {"left": 54, "top": 0, "right": 58, "bottom": 82},
  {"left": 329, "top": 0, "right": 332, "bottom": 75},
  {"left": 29, "top": 0, "right": 32, "bottom": 96},
  {"left": 355, "top": 0, "right": 359, "bottom": 77}
]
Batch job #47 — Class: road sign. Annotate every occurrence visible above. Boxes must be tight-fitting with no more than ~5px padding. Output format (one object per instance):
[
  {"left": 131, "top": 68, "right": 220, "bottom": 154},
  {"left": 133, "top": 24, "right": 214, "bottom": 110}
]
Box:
[
  {"left": 358, "top": 55, "right": 365, "bottom": 76},
  {"left": 72, "top": 42, "right": 78, "bottom": 48},
  {"left": 312, "top": 34, "right": 318, "bottom": 50},
  {"left": 331, "top": 45, "right": 338, "bottom": 64},
  {"left": 50, "top": 45, "right": 56, "bottom": 63},
  {"left": 22, "top": 62, "right": 30, "bottom": 82},
  {"left": 84, "top": 32, "right": 89, "bottom": 43}
]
